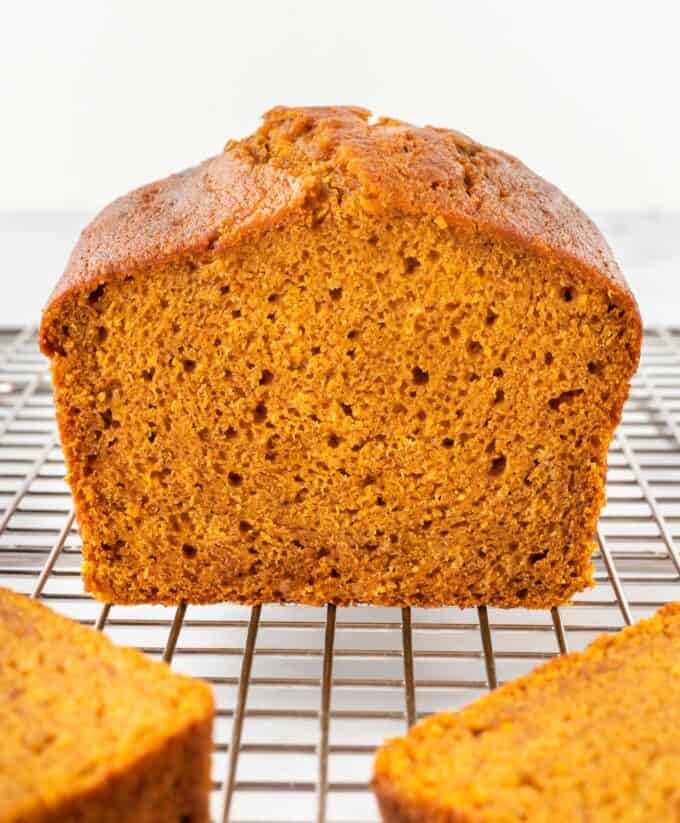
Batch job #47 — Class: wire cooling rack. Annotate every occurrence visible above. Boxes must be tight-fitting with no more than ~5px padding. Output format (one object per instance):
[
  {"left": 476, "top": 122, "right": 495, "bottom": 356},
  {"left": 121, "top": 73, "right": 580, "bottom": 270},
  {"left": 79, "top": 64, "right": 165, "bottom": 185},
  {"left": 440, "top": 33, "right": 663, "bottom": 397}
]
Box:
[{"left": 1, "top": 326, "right": 680, "bottom": 823}]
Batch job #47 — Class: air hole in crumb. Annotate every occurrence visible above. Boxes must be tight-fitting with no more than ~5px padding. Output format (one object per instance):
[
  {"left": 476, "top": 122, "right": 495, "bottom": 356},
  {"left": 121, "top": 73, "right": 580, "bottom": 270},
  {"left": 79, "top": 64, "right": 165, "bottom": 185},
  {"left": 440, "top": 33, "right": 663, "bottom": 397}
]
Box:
[
  {"left": 544, "top": 352, "right": 554, "bottom": 365},
  {"left": 228, "top": 471, "right": 242, "bottom": 487},
  {"left": 239, "top": 521, "right": 253, "bottom": 533},
  {"left": 404, "top": 256, "right": 421, "bottom": 273},
  {"left": 485, "top": 309, "right": 498, "bottom": 326},
  {"left": 340, "top": 402, "right": 353, "bottom": 417},
  {"left": 422, "top": 520, "right": 432, "bottom": 530},
  {"left": 416, "top": 410, "right": 427, "bottom": 421},
  {"left": 494, "top": 389, "right": 505, "bottom": 404},
  {"left": 311, "top": 345, "right": 321, "bottom": 355},
  {"left": 517, "top": 588, "right": 528, "bottom": 600},
  {"left": 100, "top": 409, "right": 115, "bottom": 429},
  {"left": 268, "top": 293, "right": 279, "bottom": 303},
  {"left": 493, "top": 367, "right": 504, "bottom": 378},
  {"left": 88, "top": 283, "right": 106, "bottom": 304},
  {"left": 330, "top": 568, "right": 340, "bottom": 578},
  {"left": 376, "top": 496, "right": 386, "bottom": 506},
  {"left": 347, "top": 329, "right": 357, "bottom": 339},
  {"left": 231, "top": 309, "right": 242, "bottom": 318},
  {"left": 412, "top": 366, "right": 429, "bottom": 385},
  {"left": 588, "top": 361, "right": 602, "bottom": 376},
  {"left": 329, "top": 287, "right": 343, "bottom": 301},
  {"left": 183, "top": 359, "right": 196, "bottom": 373},
  {"left": 442, "top": 437, "right": 454, "bottom": 448},
  {"left": 253, "top": 402, "right": 267, "bottom": 423},
  {"left": 548, "top": 389, "right": 584, "bottom": 410},
  {"left": 529, "top": 551, "right": 548, "bottom": 564},
  {"left": 147, "top": 431, "right": 157, "bottom": 443},
  {"left": 181, "top": 544, "right": 197, "bottom": 559},
  {"left": 327, "top": 433, "right": 341, "bottom": 448},
  {"left": 97, "top": 326, "right": 108, "bottom": 343},
  {"left": 259, "top": 369, "right": 274, "bottom": 385},
  {"left": 467, "top": 340, "right": 482, "bottom": 354},
  {"left": 490, "top": 455, "right": 507, "bottom": 475},
  {"left": 220, "top": 285, "right": 231, "bottom": 295},
  {"left": 562, "top": 287, "right": 574, "bottom": 302}
]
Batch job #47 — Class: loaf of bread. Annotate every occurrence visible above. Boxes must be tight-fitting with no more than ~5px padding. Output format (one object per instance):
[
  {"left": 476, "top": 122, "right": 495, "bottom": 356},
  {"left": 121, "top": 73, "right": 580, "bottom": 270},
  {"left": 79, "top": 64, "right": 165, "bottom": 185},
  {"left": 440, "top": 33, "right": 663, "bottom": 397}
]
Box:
[
  {"left": 0, "top": 587, "right": 213, "bottom": 823},
  {"left": 40, "top": 106, "right": 641, "bottom": 607},
  {"left": 373, "top": 603, "right": 680, "bottom": 822}
]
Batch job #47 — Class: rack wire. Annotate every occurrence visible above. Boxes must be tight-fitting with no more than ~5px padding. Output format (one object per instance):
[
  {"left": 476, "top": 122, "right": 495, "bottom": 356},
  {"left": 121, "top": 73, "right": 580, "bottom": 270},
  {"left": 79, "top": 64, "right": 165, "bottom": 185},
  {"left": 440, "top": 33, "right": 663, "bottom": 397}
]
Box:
[{"left": 1, "top": 326, "right": 679, "bottom": 823}]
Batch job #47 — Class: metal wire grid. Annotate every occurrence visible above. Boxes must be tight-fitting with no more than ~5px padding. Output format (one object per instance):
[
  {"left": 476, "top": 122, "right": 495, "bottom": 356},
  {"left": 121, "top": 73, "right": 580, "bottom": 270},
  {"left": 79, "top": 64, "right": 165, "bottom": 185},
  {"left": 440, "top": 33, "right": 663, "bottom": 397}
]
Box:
[{"left": 1, "top": 326, "right": 680, "bottom": 823}]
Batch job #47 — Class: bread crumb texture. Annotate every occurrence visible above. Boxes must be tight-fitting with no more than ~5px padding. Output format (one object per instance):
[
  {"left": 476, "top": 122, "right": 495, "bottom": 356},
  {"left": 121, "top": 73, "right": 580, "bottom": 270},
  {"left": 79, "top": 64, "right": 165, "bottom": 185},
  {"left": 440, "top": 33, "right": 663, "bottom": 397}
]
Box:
[
  {"left": 40, "top": 106, "right": 641, "bottom": 607},
  {"left": 373, "top": 603, "right": 680, "bottom": 823},
  {"left": 0, "top": 587, "right": 213, "bottom": 823}
]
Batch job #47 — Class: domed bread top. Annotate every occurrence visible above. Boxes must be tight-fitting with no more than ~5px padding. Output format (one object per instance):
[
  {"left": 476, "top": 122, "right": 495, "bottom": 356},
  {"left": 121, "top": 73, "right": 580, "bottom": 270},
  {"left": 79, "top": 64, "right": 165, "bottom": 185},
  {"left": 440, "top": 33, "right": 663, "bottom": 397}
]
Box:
[{"left": 40, "top": 106, "right": 639, "bottom": 346}]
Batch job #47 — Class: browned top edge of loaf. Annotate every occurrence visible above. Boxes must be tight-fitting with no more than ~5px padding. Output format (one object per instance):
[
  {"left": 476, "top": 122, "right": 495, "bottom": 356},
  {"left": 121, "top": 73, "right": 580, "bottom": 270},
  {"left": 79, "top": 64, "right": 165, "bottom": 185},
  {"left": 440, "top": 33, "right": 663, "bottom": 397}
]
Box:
[{"left": 39, "top": 105, "right": 642, "bottom": 355}]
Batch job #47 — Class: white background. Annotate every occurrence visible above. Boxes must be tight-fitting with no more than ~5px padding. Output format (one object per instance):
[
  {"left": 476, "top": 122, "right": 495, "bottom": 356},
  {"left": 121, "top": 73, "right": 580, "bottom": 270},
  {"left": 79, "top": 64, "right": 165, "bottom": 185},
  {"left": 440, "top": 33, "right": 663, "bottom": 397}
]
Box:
[{"left": 1, "top": 0, "right": 678, "bottom": 323}]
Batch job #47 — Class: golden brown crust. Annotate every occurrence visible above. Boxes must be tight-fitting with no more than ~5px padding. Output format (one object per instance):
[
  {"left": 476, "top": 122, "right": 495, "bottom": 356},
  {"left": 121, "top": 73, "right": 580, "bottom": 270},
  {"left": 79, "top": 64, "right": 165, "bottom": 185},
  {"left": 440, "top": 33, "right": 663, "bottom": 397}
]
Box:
[{"left": 40, "top": 106, "right": 641, "bottom": 354}]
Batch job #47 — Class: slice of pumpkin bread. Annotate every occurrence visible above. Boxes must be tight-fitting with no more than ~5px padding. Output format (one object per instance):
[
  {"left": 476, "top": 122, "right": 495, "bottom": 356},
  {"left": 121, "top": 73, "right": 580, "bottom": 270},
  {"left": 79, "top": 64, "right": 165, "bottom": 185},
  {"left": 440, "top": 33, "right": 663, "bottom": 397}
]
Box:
[
  {"left": 40, "top": 106, "right": 641, "bottom": 607},
  {"left": 0, "top": 587, "right": 213, "bottom": 823},
  {"left": 373, "top": 603, "right": 680, "bottom": 822}
]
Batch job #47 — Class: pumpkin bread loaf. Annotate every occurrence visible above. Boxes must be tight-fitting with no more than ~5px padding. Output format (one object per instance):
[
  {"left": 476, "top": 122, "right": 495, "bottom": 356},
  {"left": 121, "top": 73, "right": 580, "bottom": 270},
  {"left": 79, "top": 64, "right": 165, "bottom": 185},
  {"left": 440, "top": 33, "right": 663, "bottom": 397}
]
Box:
[
  {"left": 373, "top": 603, "right": 680, "bottom": 822},
  {"left": 40, "top": 106, "right": 641, "bottom": 607},
  {"left": 0, "top": 587, "right": 213, "bottom": 823}
]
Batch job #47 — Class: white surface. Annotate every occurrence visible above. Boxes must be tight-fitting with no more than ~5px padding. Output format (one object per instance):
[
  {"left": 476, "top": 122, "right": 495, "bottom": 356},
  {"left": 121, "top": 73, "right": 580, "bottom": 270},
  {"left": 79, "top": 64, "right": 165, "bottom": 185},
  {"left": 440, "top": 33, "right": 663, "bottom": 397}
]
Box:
[
  {"left": 1, "top": 0, "right": 679, "bottom": 211},
  {"left": 1, "top": 209, "right": 677, "bottom": 328}
]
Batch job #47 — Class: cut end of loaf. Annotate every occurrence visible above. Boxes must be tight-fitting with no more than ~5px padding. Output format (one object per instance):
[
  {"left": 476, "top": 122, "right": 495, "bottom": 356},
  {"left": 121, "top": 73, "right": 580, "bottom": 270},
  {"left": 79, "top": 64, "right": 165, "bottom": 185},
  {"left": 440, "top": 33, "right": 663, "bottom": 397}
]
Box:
[{"left": 42, "top": 204, "right": 639, "bottom": 608}]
